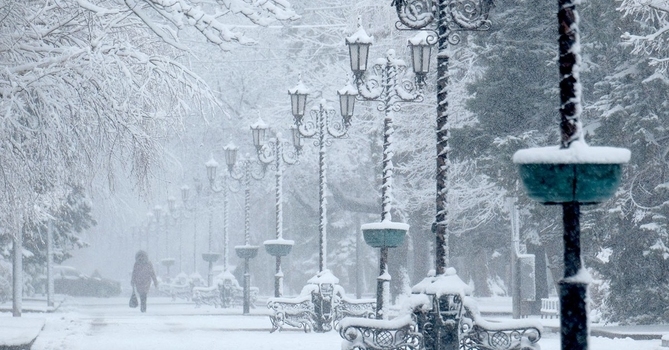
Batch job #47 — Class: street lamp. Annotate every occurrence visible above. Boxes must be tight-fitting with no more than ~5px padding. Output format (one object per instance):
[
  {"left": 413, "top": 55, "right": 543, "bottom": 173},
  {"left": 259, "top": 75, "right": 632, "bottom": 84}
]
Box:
[
  {"left": 159, "top": 200, "right": 177, "bottom": 280},
  {"left": 204, "top": 157, "right": 230, "bottom": 287},
  {"left": 390, "top": 1, "right": 493, "bottom": 349},
  {"left": 287, "top": 77, "right": 355, "bottom": 332},
  {"left": 181, "top": 178, "right": 203, "bottom": 275},
  {"left": 250, "top": 118, "right": 300, "bottom": 298},
  {"left": 166, "top": 195, "right": 184, "bottom": 273},
  {"left": 221, "top": 141, "right": 267, "bottom": 315},
  {"left": 345, "top": 20, "right": 431, "bottom": 319},
  {"left": 152, "top": 205, "right": 175, "bottom": 279}
]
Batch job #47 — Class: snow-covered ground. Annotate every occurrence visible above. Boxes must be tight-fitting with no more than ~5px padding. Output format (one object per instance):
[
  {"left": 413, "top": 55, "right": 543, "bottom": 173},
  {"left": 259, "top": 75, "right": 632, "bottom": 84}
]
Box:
[{"left": 0, "top": 296, "right": 665, "bottom": 350}]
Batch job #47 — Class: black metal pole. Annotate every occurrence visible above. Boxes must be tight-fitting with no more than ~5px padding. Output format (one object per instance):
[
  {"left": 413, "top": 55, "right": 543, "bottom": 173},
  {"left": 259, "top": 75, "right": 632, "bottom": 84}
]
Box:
[
  {"left": 435, "top": 0, "right": 451, "bottom": 276},
  {"left": 560, "top": 202, "right": 588, "bottom": 350},
  {"left": 557, "top": 0, "right": 588, "bottom": 347},
  {"left": 376, "top": 246, "right": 389, "bottom": 319},
  {"left": 243, "top": 257, "right": 251, "bottom": 314}
]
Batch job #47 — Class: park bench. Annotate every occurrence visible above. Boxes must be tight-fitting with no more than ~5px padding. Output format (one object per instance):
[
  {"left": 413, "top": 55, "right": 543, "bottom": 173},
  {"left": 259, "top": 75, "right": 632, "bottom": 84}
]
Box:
[
  {"left": 268, "top": 292, "right": 316, "bottom": 332},
  {"left": 268, "top": 270, "right": 375, "bottom": 333},
  {"left": 333, "top": 295, "right": 376, "bottom": 327},
  {"left": 192, "top": 284, "right": 222, "bottom": 308},
  {"left": 339, "top": 270, "right": 542, "bottom": 350},
  {"left": 191, "top": 271, "right": 258, "bottom": 309},
  {"left": 460, "top": 297, "right": 542, "bottom": 350},
  {"left": 540, "top": 297, "right": 559, "bottom": 319},
  {"left": 159, "top": 272, "right": 193, "bottom": 301}
]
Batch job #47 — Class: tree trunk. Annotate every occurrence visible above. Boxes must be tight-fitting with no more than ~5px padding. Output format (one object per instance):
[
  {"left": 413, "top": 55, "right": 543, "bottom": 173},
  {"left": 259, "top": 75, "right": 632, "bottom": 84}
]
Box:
[{"left": 12, "top": 230, "right": 22, "bottom": 317}]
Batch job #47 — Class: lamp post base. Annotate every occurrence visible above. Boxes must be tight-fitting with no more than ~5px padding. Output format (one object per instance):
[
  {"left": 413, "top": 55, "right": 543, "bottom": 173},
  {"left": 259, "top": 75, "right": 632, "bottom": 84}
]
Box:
[{"left": 560, "top": 281, "right": 588, "bottom": 350}]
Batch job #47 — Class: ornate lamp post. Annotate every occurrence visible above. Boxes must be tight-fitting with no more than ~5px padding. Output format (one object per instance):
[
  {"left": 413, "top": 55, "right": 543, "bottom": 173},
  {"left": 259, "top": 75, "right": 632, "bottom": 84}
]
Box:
[
  {"left": 513, "top": 1, "right": 630, "bottom": 349},
  {"left": 205, "top": 158, "right": 231, "bottom": 286},
  {"left": 394, "top": 0, "right": 493, "bottom": 280},
  {"left": 145, "top": 211, "right": 154, "bottom": 257},
  {"left": 217, "top": 142, "right": 267, "bottom": 315},
  {"left": 181, "top": 178, "right": 203, "bottom": 274},
  {"left": 167, "top": 196, "right": 185, "bottom": 272},
  {"left": 288, "top": 78, "right": 354, "bottom": 274},
  {"left": 390, "top": 1, "right": 493, "bottom": 349},
  {"left": 250, "top": 118, "right": 300, "bottom": 297},
  {"left": 287, "top": 77, "right": 355, "bottom": 332},
  {"left": 345, "top": 20, "right": 432, "bottom": 320},
  {"left": 160, "top": 200, "right": 177, "bottom": 280},
  {"left": 152, "top": 205, "right": 174, "bottom": 280}
]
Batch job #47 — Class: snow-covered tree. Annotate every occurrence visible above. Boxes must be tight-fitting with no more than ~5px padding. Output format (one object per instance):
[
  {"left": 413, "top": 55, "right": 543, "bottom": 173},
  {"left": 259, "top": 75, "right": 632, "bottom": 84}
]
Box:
[
  {"left": 585, "top": 0, "right": 669, "bottom": 324},
  {"left": 0, "top": 0, "right": 298, "bottom": 315}
]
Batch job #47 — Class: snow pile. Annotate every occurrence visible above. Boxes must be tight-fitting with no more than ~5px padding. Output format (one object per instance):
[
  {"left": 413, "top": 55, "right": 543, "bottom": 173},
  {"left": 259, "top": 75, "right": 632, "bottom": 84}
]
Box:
[
  {"left": 411, "top": 268, "right": 473, "bottom": 297},
  {"left": 0, "top": 317, "right": 44, "bottom": 346},
  {"left": 307, "top": 269, "right": 339, "bottom": 285}
]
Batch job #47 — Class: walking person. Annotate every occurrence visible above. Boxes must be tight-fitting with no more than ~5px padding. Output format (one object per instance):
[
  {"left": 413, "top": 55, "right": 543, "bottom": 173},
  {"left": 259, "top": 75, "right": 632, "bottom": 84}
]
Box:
[{"left": 131, "top": 250, "right": 159, "bottom": 313}]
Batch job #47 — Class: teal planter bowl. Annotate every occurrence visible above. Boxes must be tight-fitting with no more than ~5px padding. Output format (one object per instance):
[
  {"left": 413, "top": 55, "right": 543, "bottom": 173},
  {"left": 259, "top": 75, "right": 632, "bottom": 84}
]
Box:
[
  {"left": 362, "top": 227, "right": 408, "bottom": 248},
  {"left": 235, "top": 245, "right": 259, "bottom": 259},
  {"left": 264, "top": 240, "right": 294, "bottom": 257},
  {"left": 518, "top": 163, "right": 623, "bottom": 204},
  {"left": 160, "top": 258, "right": 175, "bottom": 267},
  {"left": 201, "top": 252, "right": 220, "bottom": 263}
]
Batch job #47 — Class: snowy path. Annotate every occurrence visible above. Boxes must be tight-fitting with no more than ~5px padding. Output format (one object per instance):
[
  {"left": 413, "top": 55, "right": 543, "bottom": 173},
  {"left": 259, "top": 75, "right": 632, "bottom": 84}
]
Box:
[{"left": 26, "top": 296, "right": 665, "bottom": 350}]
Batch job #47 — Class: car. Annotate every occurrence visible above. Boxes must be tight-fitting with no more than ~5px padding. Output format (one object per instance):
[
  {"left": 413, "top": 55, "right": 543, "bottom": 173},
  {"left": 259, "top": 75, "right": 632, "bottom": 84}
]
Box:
[{"left": 52, "top": 266, "right": 121, "bottom": 298}]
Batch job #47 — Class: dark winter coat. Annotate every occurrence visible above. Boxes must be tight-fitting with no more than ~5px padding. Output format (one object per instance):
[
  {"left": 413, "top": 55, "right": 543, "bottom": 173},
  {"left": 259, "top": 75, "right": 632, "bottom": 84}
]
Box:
[{"left": 131, "top": 250, "right": 158, "bottom": 294}]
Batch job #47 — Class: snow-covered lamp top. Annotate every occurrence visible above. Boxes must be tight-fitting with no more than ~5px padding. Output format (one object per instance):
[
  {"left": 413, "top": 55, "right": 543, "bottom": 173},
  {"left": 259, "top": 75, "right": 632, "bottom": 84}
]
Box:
[
  {"left": 307, "top": 269, "right": 340, "bottom": 285},
  {"left": 411, "top": 267, "right": 472, "bottom": 297},
  {"left": 250, "top": 117, "right": 268, "bottom": 149},
  {"left": 288, "top": 78, "right": 309, "bottom": 119},
  {"left": 345, "top": 16, "right": 373, "bottom": 75},
  {"left": 408, "top": 31, "right": 432, "bottom": 75},
  {"left": 337, "top": 82, "right": 358, "bottom": 121},
  {"left": 337, "top": 83, "right": 358, "bottom": 96},
  {"left": 345, "top": 16, "right": 373, "bottom": 45},
  {"left": 287, "top": 79, "right": 310, "bottom": 95},
  {"left": 223, "top": 142, "right": 238, "bottom": 168},
  {"left": 206, "top": 156, "right": 219, "bottom": 182},
  {"left": 167, "top": 196, "right": 176, "bottom": 212},
  {"left": 181, "top": 184, "right": 190, "bottom": 203},
  {"left": 513, "top": 140, "right": 631, "bottom": 164}
]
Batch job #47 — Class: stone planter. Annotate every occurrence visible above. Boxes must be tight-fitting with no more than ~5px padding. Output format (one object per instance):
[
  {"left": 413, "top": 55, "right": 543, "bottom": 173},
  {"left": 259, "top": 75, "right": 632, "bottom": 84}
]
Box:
[
  {"left": 361, "top": 222, "right": 409, "bottom": 248},
  {"left": 201, "top": 252, "right": 220, "bottom": 263},
  {"left": 264, "top": 239, "right": 294, "bottom": 257},
  {"left": 235, "top": 245, "right": 259, "bottom": 259}
]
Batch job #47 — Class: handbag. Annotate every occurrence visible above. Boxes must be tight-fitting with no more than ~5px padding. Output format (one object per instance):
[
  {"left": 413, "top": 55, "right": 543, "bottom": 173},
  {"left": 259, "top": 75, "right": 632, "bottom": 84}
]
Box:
[{"left": 129, "top": 289, "right": 138, "bottom": 308}]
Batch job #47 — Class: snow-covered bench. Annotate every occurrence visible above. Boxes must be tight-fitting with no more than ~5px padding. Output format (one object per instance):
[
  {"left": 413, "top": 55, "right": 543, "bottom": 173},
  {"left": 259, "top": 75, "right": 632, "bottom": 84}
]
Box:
[
  {"left": 268, "top": 293, "right": 316, "bottom": 332},
  {"left": 339, "top": 269, "right": 542, "bottom": 350},
  {"left": 333, "top": 295, "right": 376, "bottom": 327},
  {"left": 159, "top": 273, "right": 193, "bottom": 301},
  {"left": 540, "top": 297, "right": 559, "bottom": 319},
  {"left": 268, "top": 270, "right": 374, "bottom": 333},
  {"left": 461, "top": 297, "right": 542, "bottom": 350},
  {"left": 191, "top": 271, "right": 258, "bottom": 309},
  {"left": 192, "top": 284, "right": 222, "bottom": 308}
]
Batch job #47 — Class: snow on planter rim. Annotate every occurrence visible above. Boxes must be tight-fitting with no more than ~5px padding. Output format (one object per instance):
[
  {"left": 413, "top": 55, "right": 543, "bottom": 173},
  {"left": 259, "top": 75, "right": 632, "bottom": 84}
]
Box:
[
  {"left": 263, "top": 238, "right": 295, "bottom": 245},
  {"left": 513, "top": 140, "right": 630, "bottom": 164},
  {"left": 361, "top": 221, "right": 410, "bottom": 231}
]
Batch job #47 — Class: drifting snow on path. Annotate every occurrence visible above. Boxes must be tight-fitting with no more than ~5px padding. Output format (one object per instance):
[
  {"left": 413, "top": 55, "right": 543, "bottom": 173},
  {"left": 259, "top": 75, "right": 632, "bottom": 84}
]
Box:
[{"left": 26, "top": 297, "right": 665, "bottom": 350}]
